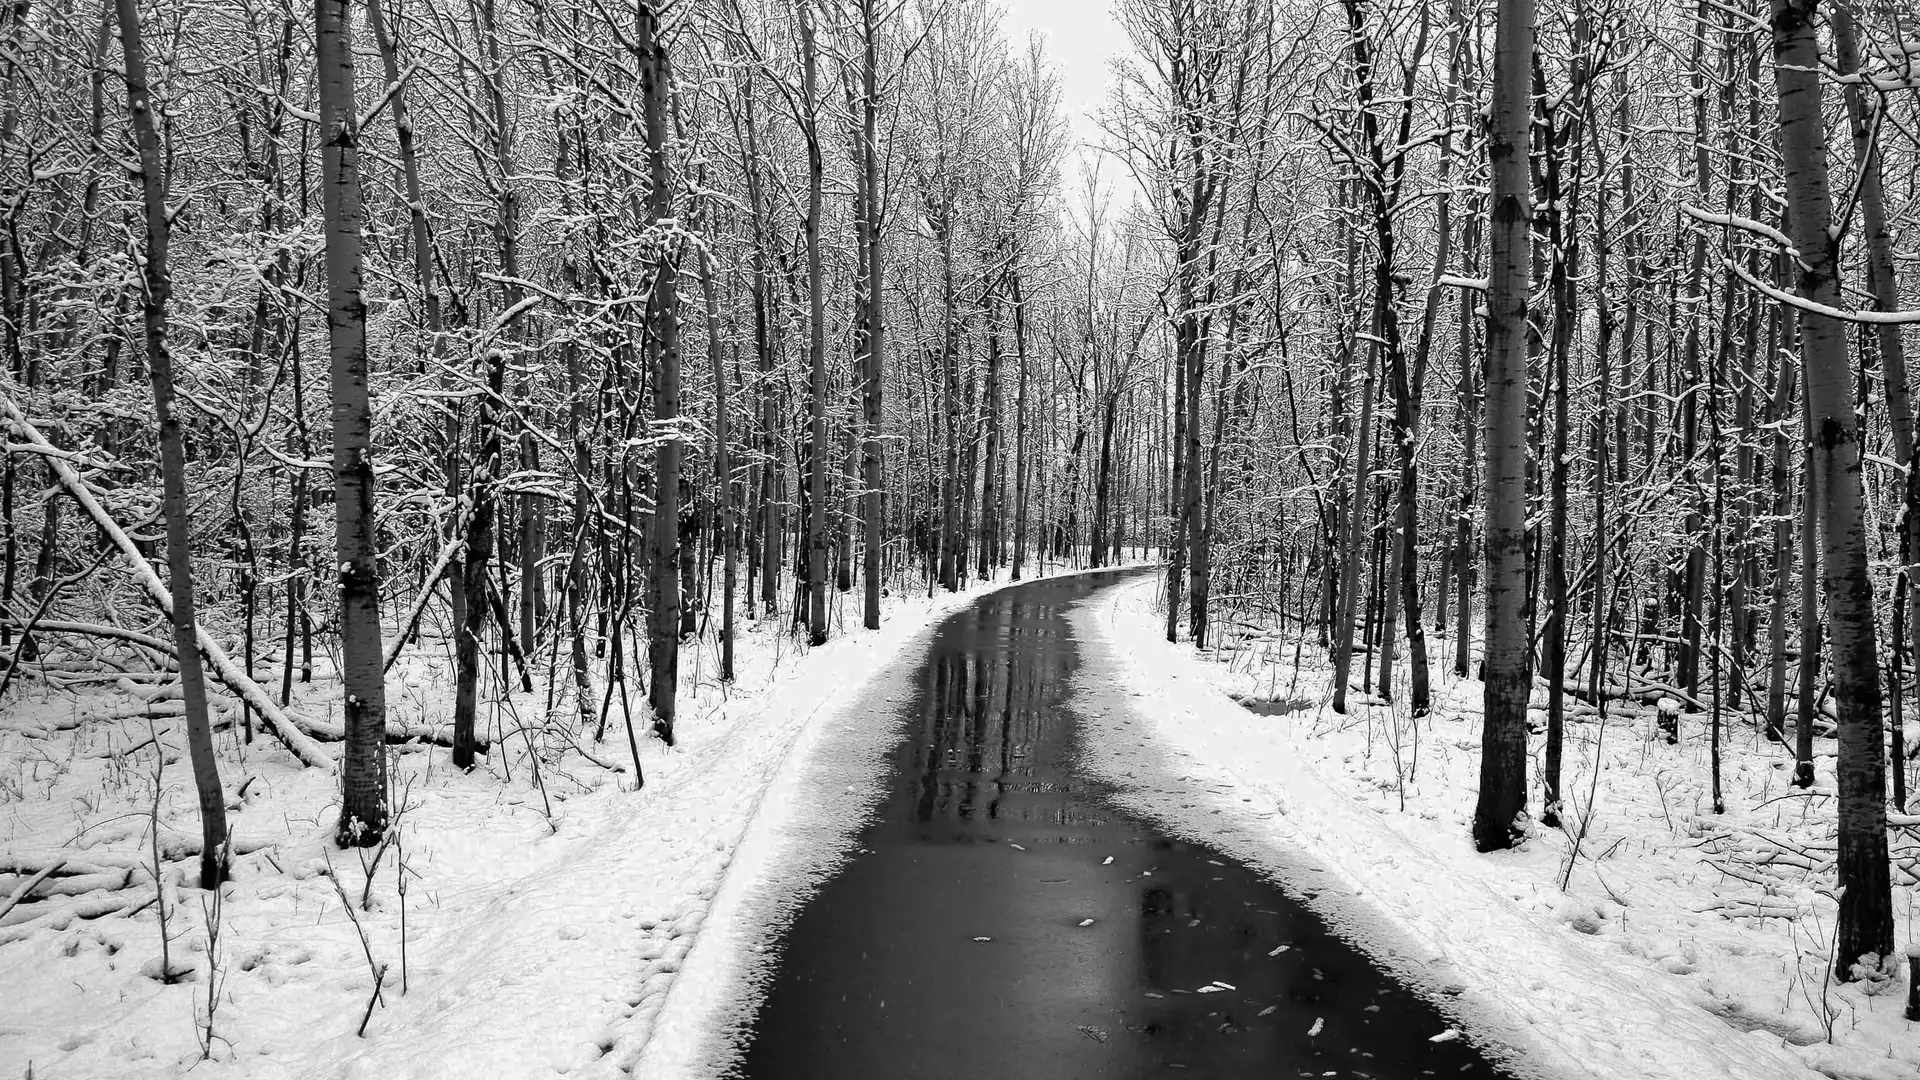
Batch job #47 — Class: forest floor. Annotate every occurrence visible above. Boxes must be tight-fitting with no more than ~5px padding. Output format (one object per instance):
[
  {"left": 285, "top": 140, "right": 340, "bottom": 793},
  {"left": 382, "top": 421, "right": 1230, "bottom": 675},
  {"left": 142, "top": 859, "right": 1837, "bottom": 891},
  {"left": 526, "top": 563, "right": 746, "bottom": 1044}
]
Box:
[
  {"left": 1075, "top": 574, "right": 1920, "bottom": 1080},
  {"left": 0, "top": 562, "right": 1098, "bottom": 1080},
  {"left": 13, "top": 565, "right": 1908, "bottom": 1080}
]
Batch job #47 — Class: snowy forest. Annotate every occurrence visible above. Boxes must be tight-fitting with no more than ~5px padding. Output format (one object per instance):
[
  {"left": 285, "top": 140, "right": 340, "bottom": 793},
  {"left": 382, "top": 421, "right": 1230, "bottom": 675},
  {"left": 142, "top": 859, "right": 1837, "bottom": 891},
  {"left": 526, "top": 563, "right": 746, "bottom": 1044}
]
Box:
[{"left": 4, "top": 0, "right": 1920, "bottom": 1075}]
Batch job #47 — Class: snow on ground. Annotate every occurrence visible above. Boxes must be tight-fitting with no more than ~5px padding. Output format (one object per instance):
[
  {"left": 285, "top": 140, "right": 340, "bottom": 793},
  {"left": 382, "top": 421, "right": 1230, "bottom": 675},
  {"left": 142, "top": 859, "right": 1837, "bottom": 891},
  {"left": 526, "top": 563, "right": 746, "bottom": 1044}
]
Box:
[
  {"left": 1071, "top": 574, "right": 1920, "bottom": 1080},
  {"left": 0, "top": 563, "right": 1096, "bottom": 1080}
]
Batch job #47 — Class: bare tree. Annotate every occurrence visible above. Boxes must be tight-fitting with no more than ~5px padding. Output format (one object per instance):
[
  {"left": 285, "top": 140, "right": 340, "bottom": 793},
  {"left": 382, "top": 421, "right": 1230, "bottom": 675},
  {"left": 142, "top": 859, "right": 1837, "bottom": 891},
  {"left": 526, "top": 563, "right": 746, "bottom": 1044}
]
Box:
[
  {"left": 641, "top": 0, "right": 686, "bottom": 739},
  {"left": 114, "top": 0, "right": 228, "bottom": 887},
  {"left": 316, "top": 0, "right": 389, "bottom": 845},
  {"left": 1768, "top": 0, "right": 1892, "bottom": 977},
  {"left": 1471, "top": 0, "right": 1534, "bottom": 853}
]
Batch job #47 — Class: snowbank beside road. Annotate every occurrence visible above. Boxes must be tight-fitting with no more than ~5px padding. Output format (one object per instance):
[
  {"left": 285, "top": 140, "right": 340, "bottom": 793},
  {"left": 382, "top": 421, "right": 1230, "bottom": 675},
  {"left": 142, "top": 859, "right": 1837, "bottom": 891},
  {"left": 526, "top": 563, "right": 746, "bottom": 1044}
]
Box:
[
  {"left": 1071, "top": 575, "right": 1909, "bottom": 1080},
  {"left": 0, "top": 564, "right": 1106, "bottom": 1080}
]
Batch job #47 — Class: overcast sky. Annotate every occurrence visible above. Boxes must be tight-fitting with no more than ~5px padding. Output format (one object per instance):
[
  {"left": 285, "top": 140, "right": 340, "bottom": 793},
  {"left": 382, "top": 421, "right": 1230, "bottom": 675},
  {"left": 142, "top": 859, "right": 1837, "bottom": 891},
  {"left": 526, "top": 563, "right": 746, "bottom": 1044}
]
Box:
[{"left": 997, "top": 0, "right": 1130, "bottom": 189}]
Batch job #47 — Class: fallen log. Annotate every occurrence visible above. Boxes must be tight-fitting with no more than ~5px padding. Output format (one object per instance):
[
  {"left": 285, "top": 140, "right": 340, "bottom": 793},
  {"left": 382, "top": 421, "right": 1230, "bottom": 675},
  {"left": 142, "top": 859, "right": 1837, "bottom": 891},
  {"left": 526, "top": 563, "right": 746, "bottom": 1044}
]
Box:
[
  {"left": 0, "top": 893, "right": 141, "bottom": 944},
  {"left": 0, "top": 859, "right": 66, "bottom": 923},
  {"left": 0, "top": 618, "right": 176, "bottom": 659},
  {"left": 0, "top": 886, "right": 152, "bottom": 928},
  {"left": 0, "top": 851, "right": 149, "bottom": 877},
  {"left": 148, "top": 829, "right": 277, "bottom": 863},
  {"left": 0, "top": 832, "right": 277, "bottom": 883},
  {"left": 293, "top": 712, "right": 485, "bottom": 752},
  {"left": 1, "top": 701, "right": 239, "bottom": 741},
  {"left": 0, "top": 713, "right": 94, "bottom": 737},
  {"left": 0, "top": 394, "right": 334, "bottom": 768},
  {"left": 0, "top": 604, "right": 472, "bottom": 750},
  {"left": 0, "top": 869, "right": 137, "bottom": 901}
]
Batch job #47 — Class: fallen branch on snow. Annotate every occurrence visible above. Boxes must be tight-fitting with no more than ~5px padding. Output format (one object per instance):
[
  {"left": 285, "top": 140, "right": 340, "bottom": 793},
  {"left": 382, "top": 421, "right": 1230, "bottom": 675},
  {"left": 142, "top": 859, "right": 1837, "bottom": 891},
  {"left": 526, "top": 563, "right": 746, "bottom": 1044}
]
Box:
[
  {"left": 0, "top": 393, "right": 334, "bottom": 770},
  {"left": 0, "top": 399, "right": 476, "bottom": 757},
  {"left": 0, "top": 618, "right": 176, "bottom": 662},
  {"left": 0, "top": 893, "right": 146, "bottom": 945},
  {"left": 0, "top": 859, "right": 66, "bottom": 923}
]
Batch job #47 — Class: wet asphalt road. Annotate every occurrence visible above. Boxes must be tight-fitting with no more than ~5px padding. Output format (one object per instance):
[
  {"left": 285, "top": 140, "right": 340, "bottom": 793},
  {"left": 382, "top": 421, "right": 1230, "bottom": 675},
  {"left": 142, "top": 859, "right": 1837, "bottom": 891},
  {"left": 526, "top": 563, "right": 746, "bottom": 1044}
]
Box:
[{"left": 738, "top": 570, "right": 1513, "bottom": 1079}]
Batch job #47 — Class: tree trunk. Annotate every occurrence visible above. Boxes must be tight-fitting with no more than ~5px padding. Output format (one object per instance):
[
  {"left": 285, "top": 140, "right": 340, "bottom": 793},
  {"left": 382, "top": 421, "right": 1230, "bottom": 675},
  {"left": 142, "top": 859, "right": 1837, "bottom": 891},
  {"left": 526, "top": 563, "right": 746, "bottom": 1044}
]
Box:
[
  {"left": 1166, "top": 319, "right": 1190, "bottom": 641},
  {"left": 454, "top": 348, "right": 501, "bottom": 770},
  {"left": 316, "top": 0, "right": 390, "bottom": 846},
  {"left": 565, "top": 327, "right": 597, "bottom": 727},
  {"left": 1453, "top": 234, "right": 1477, "bottom": 679},
  {"left": 979, "top": 289, "right": 1003, "bottom": 582},
  {"left": 1539, "top": 68, "right": 1577, "bottom": 828},
  {"left": 1093, "top": 393, "right": 1119, "bottom": 569},
  {"left": 1766, "top": 329, "right": 1795, "bottom": 742},
  {"left": 859, "top": 0, "right": 885, "bottom": 629},
  {"left": 641, "top": 1, "right": 684, "bottom": 738},
  {"left": 959, "top": 358, "right": 980, "bottom": 584},
  {"left": 1797, "top": 373, "right": 1820, "bottom": 787},
  {"left": 741, "top": 77, "right": 782, "bottom": 621},
  {"left": 116, "top": 0, "right": 228, "bottom": 886},
  {"left": 936, "top": 203, "right": 961, "bottom": 595},
  {"left": 1332, "top": 343, "right": 1375, "bottom": 712},
  {"left": 1835, "top": 5, "right": 1916, "bottom": 804},
  {"left": 798, "top": 1, "right": 829, "bottom": 641},
  {"left": 1472, "top": 0, "right": 1534, "bottom": 853},
  {"left": 1181, "top": 309, "right": 1205, "bottom": 643},
  {"left": 1011, "top": 270, "right": 1031, "bottom": 582},
  {"left": 1770, "top": 0, "right": 1892, "bottom": 975},
  {"left": 699, "top": 254, "right": 736, "bottom": 680}
]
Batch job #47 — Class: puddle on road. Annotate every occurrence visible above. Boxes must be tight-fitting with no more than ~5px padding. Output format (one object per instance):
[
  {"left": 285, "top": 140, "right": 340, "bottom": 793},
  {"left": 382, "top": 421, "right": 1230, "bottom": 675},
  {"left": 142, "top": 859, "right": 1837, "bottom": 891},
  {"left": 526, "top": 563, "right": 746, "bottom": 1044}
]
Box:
[{"left": 737, "top": 571, "right": 1514, "bottom": 1079}]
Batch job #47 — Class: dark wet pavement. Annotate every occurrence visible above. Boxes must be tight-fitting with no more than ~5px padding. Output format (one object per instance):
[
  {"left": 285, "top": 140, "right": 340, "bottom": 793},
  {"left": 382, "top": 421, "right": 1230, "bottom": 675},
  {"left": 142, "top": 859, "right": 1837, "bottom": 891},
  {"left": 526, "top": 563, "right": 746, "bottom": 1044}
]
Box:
[{"left": 739, "top": 570, "right": 1514, "bottom": 1079}]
